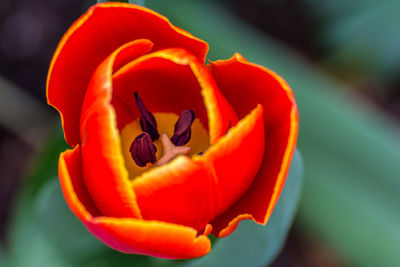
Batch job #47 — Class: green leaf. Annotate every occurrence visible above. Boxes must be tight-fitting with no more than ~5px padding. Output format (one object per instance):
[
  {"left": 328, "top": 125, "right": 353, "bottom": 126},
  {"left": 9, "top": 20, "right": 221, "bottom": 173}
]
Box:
[
  {"left": 7, "top": 187, "right": 74, "bottom": 267},
  {"left": 5, "top": 124, "right": 150, "bottom": 266},
  {"left": 20, "top": 124, "right": 68, "bottom": 201},
  {"left": 304, "top": 0, "right": 400, "bottom": 77},
  {"left": 0, "top": 248, "right": 5, "bottom": 267},
  {"left": 129, "top": 0, "right": 145, "bottom": 6},
  {"left": 298, "top": 147, "right": 400, "bottom": 267},
  {"left": 33, "top": 178, "right": 104, "bottom": 260},
  {"left": 4, "top": 125, "right": 69, "bottom": 267},
  {"left": 181, "top": 150, "right": 303, "bottom": 267},
  {"left": 35, "top": 178, "right": 152, "bottom": 267},
  {"left": 8, "top": 176, "right": 152, "bottom": 267}
]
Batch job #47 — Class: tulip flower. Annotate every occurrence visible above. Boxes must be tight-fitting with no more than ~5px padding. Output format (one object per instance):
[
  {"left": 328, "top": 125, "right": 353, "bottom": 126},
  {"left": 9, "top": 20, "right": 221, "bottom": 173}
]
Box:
[{"left": 47, "top": 2, "right": 298, "bottom": 259}]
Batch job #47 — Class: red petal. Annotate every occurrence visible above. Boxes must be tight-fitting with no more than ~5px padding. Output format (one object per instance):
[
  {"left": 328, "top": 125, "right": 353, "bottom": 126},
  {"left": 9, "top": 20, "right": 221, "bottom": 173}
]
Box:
[
  {"left": 132, "top": 105, "right": 264, "bottom": 231},
  {"left": 59, "top": 146, "right": 211, "bottom": 259},
  {"left": 47, "top": 2, "right": 208, "bottom": 146},
  {"left": 208, "top": 54, "right": 298, "bottom": 237},
  {"left": 197, "top": 105, "right": 264, "bottom": 217},
  {"left": 112, "top": 48, "right": 238, "bottom": 133},
  {"left": 79, "top": 41, "right": 151, "bottom": 218},
  {"left": 132, "top": 156, "right": 214, "bottom": 231},
  {"left": 59, "top": 145, "right": 99, "bottom": 221},
  {"left": 112, "top": 49, "right": 209, "bottom": 131},
  {"left": 190, "top": 61, "right": 239, "bottom": 144},
  {"left": 86, "top": 217, "right": 211, "bottom": 259}
]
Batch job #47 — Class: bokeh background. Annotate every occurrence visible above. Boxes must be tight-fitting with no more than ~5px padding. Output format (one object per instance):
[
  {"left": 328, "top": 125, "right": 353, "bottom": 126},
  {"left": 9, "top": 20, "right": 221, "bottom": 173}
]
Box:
[{"left": 1, "top": 0, "right": 400, "bottom": 266}]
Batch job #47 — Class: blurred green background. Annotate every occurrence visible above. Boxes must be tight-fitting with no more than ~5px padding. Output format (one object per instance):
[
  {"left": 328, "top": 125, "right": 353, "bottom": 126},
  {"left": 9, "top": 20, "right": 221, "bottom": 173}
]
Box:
[{"left": 1, "top": 0, "right": 400, "bottom": 266}]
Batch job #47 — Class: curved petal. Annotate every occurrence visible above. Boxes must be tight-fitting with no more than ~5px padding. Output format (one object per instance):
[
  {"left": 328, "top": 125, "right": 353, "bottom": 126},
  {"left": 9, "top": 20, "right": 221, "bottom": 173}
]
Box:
[
  {"left": 86, "top": 217, "right": 211, "bottom": 259},
  {"left": 195, "top": 104, "right": 264, "bottom": 216},
  {"left": 190, "top": 61, "right": 239, "bottom": 144},
  {"left": 59, "top": 146, "right": 211, "bottom": 259},
  {"left": 208, "top": 54, "right": 298, "bottom": 237},
  {"left": 132, "top": 105, "right": 264, "bottom": 231},
  {"left": 47, "top": 2, "right": 209, "bottom": 146},
  {"left": 132, "top": 156, "right": 214, "bottom": 231},
  {"left": 112, "top": 49, "right": 209, "bottom": 131},
  {"left": 58, "top": 146, "right": 99, "bottom": 221},
  {"left": 79, "top": 41, "right": 152, "bottom": 218},
  {"left": 112, "top": 48, "right": 238, "bottom": 134}
]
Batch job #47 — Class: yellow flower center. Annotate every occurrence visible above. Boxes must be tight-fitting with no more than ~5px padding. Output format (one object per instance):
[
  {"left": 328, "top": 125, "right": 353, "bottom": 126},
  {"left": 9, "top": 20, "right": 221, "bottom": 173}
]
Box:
[{"left": 120, "top": 112, "right": 209, "bottom": 180}]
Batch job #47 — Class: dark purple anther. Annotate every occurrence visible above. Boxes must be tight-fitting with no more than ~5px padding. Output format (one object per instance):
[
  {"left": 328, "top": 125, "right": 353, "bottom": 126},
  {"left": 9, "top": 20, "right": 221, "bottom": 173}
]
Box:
[
  {"left": 134, "top": 92, "right": 160, "bottom": 141},
  {"left": 130, "top": 132, "right": 157, "bottom": 167},
  {"left": 171, "top": 109, "right": 195, "bottom": 146}
]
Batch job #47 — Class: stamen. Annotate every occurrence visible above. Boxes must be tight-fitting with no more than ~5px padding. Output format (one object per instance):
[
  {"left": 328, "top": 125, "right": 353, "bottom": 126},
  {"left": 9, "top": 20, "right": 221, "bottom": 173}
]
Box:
[
  {"left": 130, "top": 132, "right": 157, "bottom": 167},
  {"left": 134, "top": 92, "right": 160, "bottom": 141},
  {"left": 170, "top": 109, "right": 195, "bottom": 146},
  {"left": 158, "top": 134, "right": 191, "bottom": 166}
]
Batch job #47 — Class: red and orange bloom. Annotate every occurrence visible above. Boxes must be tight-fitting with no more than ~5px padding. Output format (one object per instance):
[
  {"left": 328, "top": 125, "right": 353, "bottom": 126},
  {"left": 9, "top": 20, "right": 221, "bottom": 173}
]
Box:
[{"left": 47, "top": 2, "right": 298, "bottom": 259}]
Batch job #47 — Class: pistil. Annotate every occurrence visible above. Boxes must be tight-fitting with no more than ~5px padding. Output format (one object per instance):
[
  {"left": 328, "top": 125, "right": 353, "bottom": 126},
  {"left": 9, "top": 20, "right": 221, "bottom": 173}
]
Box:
[{"left": 157, "top": 134, "right": 191, "bottom": 166}]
